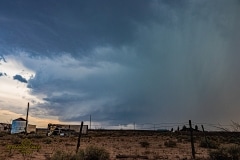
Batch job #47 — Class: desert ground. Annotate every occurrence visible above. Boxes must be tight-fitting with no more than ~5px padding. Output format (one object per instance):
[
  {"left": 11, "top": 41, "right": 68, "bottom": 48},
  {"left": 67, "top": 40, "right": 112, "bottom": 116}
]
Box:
[{"left": 0, "top": 130, "right": 240, "bottom": 160}]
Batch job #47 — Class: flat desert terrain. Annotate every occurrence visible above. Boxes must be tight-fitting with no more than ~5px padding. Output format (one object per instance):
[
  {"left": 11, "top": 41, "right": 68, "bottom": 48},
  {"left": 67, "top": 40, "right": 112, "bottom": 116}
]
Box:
[{"left": 0, "top": 130, "right": 240, "bottom": 160}]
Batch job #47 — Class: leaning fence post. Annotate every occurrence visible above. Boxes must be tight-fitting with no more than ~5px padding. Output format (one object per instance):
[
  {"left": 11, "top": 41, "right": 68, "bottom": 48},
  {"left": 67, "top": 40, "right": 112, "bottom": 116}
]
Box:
[
  {"left": 76, "top": 121, "right": 84, "bottom": 153},
  {"left": 189, "top": 120, "right": 195, "bottom": 159},
  {"left": 201, "top": 125, "right": 209, "bottom": 148}
]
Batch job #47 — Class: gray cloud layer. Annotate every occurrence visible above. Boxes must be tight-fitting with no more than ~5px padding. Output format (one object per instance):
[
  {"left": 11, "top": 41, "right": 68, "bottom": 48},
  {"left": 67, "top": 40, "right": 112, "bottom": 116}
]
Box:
[{"left": 1, "top": 0, "right": 240, "bottom": 125}]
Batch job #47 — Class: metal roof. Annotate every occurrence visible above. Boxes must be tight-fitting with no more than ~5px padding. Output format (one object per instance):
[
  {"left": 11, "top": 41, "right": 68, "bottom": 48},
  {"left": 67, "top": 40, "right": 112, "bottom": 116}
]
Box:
[{"left": 13, "top": 117, "right": 26, "bottom": 121}]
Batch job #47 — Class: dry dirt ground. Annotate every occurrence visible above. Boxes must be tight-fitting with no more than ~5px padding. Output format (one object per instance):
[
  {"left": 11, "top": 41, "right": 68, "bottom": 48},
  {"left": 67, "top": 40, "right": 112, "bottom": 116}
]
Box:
[{"left": 0, "top": 130, "right": 237, "bottom": 160}]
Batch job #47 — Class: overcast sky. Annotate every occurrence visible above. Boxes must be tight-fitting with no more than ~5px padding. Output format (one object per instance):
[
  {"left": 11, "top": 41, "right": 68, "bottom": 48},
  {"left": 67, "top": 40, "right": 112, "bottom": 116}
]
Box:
[{"left": 0, "top": 0, "right": 240, "bottom": 128}]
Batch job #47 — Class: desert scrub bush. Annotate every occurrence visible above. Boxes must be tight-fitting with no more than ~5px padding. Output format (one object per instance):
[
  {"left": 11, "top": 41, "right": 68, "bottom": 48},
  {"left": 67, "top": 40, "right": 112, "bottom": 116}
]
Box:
[
  {"left": 48, "top": 146, "right": 110, "bottom": 160},
  {"left": 27, "top": 134, "right": 45, "bottom": 139},
  {"left": 0, "top": 132, "right": 9, "bottom": 137},
  {"left": 11, "top": 136, "right": 21, "bottom": 144},
  {"left": 209, "top": 145, "right": 240, "bottom": 160},
  {"left": 50, "top": 150, "right": 75, "bottom": 160},
  {"left": 228, "top": 137, "right": 240, "bottom": 144},
  {"left": 139, "top": 141, "right": 150, "bottom": 148},
  {"left": 43, "top": 137, "right": 52, "bottom": 144},
  {"left": 209, "top": 148, "right": 230, "bottom": 160},
  {"left": 16, "top": 134, "right": 26, "bottom": 139},
  {"left": 50, "top": 146, "right": 110, "bottom": 160},
  {"left": 179, "top": 135, "right": 191, "bottom": 142},
  {"left": 0, "top": 141, "right": 7, "bottom": 146},
  {"left": 164, "top": 140, "right": 177, "bottom": 147},
  {"left": 227, "top": 145, "right": 240, "bottom": 160},
  {"left": 199, "top": 138, "right": 219, "bottom": 149},
  {"left": 83, "top": 146, "right": 110, "bottom": 160}
]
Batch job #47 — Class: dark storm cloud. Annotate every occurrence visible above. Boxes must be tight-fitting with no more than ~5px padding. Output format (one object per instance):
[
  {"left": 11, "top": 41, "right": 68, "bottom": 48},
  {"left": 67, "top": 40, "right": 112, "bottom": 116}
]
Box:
[
  {"left": 13, "top": 74, "right": 28, "bottom": 83},
  {"left": 2, "top": 0, "right": 240, "bottom": 125},
  {"left": 0, "top": 0, "right": 153, "bottom": 57}
]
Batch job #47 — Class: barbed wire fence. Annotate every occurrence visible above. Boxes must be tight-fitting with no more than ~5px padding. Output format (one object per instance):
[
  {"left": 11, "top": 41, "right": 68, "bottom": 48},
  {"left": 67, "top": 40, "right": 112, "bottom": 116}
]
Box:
[{"left": 88, "top": 120, "right": 234, "bottom": 132}]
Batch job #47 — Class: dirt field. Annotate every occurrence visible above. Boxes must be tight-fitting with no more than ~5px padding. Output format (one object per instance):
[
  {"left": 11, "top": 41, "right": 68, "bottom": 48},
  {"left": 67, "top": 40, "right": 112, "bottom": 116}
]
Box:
[{"left": 0, "top": 130, "right": 239, "bottom": 160}]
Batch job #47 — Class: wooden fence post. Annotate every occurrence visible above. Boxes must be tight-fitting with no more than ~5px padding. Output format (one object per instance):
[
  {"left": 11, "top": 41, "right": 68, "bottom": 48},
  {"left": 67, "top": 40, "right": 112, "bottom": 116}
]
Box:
[
  {"left": 201, "top": 125, "right": 209, "bottom": 148},
  {"left": 189, "top": 120, "right": 195, "bottom": 159},
  {"left": 76, "top": 121, "right": 84, "bottom": 153},
  {"left": 25, "top": 102, "right": 29, "bottom": 135}
]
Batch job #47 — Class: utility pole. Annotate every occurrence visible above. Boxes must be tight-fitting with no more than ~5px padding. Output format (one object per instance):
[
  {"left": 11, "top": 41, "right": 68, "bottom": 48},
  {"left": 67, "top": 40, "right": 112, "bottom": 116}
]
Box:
[
  {"left": 90, "top": 115, "right": 91, "bottom": 130},
  {"left": 25, "top": 102, "right": 29, "bottom": 134}
]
